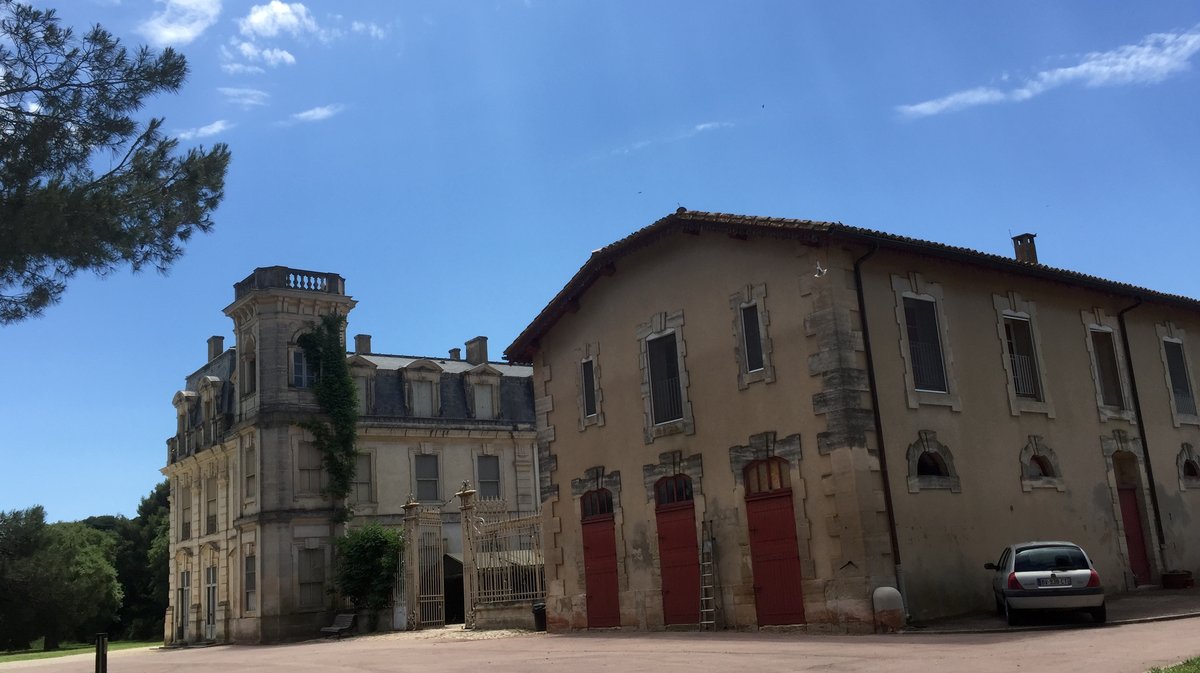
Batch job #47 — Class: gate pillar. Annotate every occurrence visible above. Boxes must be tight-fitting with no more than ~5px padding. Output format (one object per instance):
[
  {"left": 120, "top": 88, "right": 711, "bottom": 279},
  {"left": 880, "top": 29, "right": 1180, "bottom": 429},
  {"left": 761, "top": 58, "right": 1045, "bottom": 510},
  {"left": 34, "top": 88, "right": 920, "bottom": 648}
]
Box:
[
  {"left": 456, "top": 482, "right": 477, "bottom": 629},
  {"left": 403, "top": 496, "right": 421, "bottom": 630}
]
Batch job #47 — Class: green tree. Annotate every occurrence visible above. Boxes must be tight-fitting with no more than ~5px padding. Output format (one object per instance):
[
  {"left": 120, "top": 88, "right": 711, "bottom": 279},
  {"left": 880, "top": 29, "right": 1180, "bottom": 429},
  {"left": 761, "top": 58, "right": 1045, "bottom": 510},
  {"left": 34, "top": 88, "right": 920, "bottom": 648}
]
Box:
[
  {"left": 0, "top": 0, "right": 231, "bottom": 324},
  {"left": 298, "top": 313, "right": 359, "bottom": 521},
  {"left": 34, "top": 522, "right": 123, "bottom": 649},
  {"left": 334, "top": 524, "right": 402, "bottom": 631},
  {"left": 0, "top": 506, "right": 48, "bottom": 650},
  {"left": 81, "top": 481, "right": 170, "bottom": 639}
]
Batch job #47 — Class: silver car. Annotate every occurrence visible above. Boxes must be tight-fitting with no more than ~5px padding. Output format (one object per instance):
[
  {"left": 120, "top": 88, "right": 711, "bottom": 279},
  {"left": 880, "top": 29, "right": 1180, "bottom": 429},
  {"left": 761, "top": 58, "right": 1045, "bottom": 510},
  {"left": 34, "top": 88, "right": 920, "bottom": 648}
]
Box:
[{"left": 984, "top": 541, "right": 1106, "bottom": 626}]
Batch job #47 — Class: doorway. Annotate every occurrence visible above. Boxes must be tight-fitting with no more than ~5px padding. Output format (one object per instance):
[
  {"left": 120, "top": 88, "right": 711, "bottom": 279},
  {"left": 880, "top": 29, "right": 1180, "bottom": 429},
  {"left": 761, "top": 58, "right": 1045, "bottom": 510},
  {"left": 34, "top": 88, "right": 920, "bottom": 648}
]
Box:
[
  {"left": 581, "top": 489, "right": 620, "bottom": 627},
  {"left": 743, "top": 458, "right": 806, "bottom": 626},
  {"left": 655, "top": 475, "right": 700, "bottom": 625}
]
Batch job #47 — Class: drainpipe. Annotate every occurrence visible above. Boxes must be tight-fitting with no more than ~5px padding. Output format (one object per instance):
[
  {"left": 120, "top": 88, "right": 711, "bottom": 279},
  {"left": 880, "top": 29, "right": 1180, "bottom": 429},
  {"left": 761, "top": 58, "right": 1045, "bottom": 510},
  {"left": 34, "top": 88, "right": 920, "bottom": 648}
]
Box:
[
  {"left": 1117, "top": 298, "right": 1168, "bottom": 560},
  {"left": 852, "top": 244, "right": 907, "bottom": 615}
]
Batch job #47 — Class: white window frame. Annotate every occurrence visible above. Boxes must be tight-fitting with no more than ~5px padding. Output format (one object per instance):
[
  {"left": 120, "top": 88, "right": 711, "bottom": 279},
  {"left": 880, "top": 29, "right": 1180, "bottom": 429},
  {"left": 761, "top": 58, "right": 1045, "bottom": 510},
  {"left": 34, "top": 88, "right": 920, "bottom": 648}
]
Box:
[
  {"left": 994, "top": 292, "right": 1054, "bottom": 417},
  {"left": 892, "top": 274, "right": 960, "bottom": 410},
  {"left": 729, "top": 283, "right": 775, "bottom": 389},
  {"left": 1158, "top": 323, "right": 1200, "bottom": 427},
  {"left": 414, "top": 452, "right": 441, "bottom": 503}
]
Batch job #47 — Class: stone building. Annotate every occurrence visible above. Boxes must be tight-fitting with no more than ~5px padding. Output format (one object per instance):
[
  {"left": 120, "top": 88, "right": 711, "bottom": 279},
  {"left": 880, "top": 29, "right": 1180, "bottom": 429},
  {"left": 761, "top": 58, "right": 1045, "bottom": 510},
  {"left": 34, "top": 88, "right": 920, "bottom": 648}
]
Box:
[
  {"left": 163, "top": 267, "right": 538, "bottom": 644},
  {"left": 504, "top": 209, "right": 1200, "bottom": 631}
]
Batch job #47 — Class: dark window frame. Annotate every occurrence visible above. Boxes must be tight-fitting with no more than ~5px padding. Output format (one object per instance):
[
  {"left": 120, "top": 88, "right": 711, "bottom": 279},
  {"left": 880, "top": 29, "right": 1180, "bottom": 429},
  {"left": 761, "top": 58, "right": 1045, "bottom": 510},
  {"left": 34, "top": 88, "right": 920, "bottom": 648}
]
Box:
[
  {"left": 903, "top": 297, "right": 948, "bottom": 393},
  {"left": 647, "top": 332, "right": 683, "bottom": 425}
]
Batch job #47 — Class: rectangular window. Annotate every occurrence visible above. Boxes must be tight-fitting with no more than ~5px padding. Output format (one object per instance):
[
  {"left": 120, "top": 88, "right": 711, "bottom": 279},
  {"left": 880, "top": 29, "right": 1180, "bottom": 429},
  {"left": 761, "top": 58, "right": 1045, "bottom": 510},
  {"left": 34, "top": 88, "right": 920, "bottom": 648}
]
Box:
[
  {"left": 477, "top": 455, "right": 500, "bottom": 499},
  {"left": 741, "top": 304, "right": 764, "bottom": 372},
  {"left": 205, "top": 476, "right": 218, "bottom": 535},
  {"left": 244, "top": 554, "right": 257, "bottom": 612},
  {"left": 350, "top": 453, "right": 372, "bottom": 504},
  {"left": 244, "top": 444, "right": 256, "bottom": 500},
  {"left": 297, "top": 548, "right": 324, "bottom": 608},
  {"left": 581, "top": 360, "right": 597, "bottom": 417},
  {"left": 292, "top": 350, "right": 317, "bottom": 388},
  {"left": 243, "top": 356, "right": 257, "bottom": 394},
  {"left": 180, "top": 485, "right": 192, "bottom": 541},
  {"left": 1165, "top": 340, "right": 1197, "bottom": 415},
  {"left": 415, "top": 454, "right": 439, "bottom": 501},
  {"left": 473, "top": 383, "right": 494, "bottom": 420},
  {"left": 297, "top": 442, "right": 324, "bottom": 495},
  {"left": 411, "top": 380, "right": 433, "bottom": 417},
  {"left": 648, "top": 333, "right": 683, "bottom": 424},
  {"left": 904, "top": 297, "right": 948, "bottom": 392},
  {"left": 1004, "top": 317, "right": 1042, "bottom": 400},
  {"left": 1090, "top": 330, "right": 1125, "bottom": 409},
  {"left": 356, "top": 377, "right": 369, "bottom": 415}
]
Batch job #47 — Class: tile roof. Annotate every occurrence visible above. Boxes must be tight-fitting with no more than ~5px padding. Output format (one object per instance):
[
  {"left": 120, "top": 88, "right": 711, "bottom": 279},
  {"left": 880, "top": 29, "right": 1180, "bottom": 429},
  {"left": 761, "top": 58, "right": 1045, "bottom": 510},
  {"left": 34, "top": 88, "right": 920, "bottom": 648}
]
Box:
[{"left": 504, "top": 208, "right": 1200, "bottom": 362}]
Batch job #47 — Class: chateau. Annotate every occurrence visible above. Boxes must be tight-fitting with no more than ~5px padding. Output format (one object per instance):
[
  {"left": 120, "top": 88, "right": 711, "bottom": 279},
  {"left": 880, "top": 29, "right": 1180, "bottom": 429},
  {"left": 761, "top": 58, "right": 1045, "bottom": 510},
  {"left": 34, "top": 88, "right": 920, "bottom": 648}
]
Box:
[
  {"left": 163, "top": 267, "right": 538, "bottom": 644},
  {"left": 506, "top": 209, "right": 1200, "bottom": 630}
]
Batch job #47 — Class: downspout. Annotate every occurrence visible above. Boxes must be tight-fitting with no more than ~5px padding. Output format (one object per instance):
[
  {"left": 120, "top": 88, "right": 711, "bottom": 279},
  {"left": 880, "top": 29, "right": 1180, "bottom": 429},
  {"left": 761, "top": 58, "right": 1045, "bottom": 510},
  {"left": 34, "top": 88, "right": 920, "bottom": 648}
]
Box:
[
  {"left": 1117, "top": 298, "right": 1168, "bottom": 561},
  {"left": 852, "top": 243, "right": 907, "bottom": 615}
]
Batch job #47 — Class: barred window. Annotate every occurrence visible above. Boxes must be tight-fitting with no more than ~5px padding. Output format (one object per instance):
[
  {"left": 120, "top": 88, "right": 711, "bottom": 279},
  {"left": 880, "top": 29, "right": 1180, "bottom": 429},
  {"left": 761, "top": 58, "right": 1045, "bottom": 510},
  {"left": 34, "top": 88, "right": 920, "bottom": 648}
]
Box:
[
  {"left": 904, "top": 297, "right": 948, "bottom": 393},
  {"left": 654, "top": 474, "right": 693, "bottom": 506},
  {"left": 581, "top": 489, "right": 614, "bottom": 519},
  {"left": 648, "top": 333, "right": 682, "bottom": 424}
]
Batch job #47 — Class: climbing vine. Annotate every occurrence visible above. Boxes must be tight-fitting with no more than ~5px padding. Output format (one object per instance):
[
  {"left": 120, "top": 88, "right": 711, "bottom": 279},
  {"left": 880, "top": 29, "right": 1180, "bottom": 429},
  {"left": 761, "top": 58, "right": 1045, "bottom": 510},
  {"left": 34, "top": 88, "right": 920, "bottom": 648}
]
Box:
[{"left": 298, "top": 313, "right": 359, "bottom": 522}]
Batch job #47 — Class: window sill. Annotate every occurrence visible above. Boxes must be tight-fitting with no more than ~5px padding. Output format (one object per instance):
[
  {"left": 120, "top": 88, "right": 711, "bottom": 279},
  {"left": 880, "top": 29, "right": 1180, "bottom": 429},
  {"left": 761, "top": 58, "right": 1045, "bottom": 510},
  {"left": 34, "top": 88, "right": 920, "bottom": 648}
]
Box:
[
  {"left": 1021, "top": 477, "right": 1066, "bottom": 493},
  {"left": 645, "top": 417, "right": 693, "bottom": 443},
  {"left": 1013, "top": 396, "right": 1054, "bottom": 417},
  {"left": 1173, "top": 413, "right": 1200, "bottom": 428},
  {"left": 906, "top": 475, "right": 961, "bottom": 494},
  {"left": 911, "top": 389, "right": 961, "bottom": 411},
  {"left": 1098, "top": 406, "right": 1136, "bottom": 423}
]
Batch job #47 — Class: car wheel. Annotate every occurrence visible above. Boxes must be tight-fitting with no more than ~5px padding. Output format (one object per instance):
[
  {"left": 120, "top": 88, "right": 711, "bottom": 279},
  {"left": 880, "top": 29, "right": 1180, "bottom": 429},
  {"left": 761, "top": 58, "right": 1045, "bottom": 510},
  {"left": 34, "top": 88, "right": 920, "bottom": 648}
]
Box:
[
  {"left": 1090, "top": 603, "right": 1107, "bottom": 624},
  {"left": 1005, "top": 601, "right": 1023, "bottom": 627}
]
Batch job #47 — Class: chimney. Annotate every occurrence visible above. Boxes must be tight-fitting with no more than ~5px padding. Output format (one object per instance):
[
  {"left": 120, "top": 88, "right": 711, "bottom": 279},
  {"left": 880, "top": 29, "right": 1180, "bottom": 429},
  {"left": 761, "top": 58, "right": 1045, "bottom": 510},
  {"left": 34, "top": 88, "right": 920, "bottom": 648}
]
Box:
[
  {"left": 465, "top": 336, "right": 488, "bottom": 365},
  {"left": 449, "top": 348, "right": 462, "bottom": 361},
  {"left": 1012, "top": 233, "right": 1038, "bottom": 264},
  {"left": 207, "top": 336, "right": 224, "bottom": 362},
  {"left": 354, "top": 334, "right": 372, "bottom": 354}
]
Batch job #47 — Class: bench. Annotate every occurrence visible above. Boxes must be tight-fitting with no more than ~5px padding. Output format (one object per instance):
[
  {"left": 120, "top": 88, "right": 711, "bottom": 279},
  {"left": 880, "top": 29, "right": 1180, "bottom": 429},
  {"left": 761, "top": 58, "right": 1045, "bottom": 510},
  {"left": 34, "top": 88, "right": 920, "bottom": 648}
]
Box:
[{"left": 320, "top": 613, "right": 356, "bottom": 639}]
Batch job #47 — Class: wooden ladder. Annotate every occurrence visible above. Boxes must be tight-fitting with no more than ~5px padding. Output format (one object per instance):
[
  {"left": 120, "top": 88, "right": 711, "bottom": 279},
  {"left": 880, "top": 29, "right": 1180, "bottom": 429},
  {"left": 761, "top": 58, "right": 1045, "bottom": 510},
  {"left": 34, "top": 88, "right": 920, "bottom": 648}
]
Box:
[{"left": 699, "top": 520, "right": 719, "bottom": 631}]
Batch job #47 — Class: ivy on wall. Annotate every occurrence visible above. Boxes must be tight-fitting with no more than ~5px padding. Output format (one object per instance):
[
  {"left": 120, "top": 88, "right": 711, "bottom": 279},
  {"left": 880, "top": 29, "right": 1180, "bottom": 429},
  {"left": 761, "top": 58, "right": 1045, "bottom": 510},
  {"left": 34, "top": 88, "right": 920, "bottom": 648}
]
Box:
[{"left": 298, "top": 313, "right": 359, "bottom": 522}]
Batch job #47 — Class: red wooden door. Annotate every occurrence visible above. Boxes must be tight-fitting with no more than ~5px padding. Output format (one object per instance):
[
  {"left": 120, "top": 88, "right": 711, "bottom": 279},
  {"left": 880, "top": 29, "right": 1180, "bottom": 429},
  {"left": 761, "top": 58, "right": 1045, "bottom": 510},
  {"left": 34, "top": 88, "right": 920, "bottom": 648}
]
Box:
[
  {"left": 656, "top": 502, "right": 700, "bottom": 625},
  {"left": 746, "top": 490, "right": 806, "bottom": 625},
  {"left": 1118, "top": 487, "right": 1152, "bottom": 585},
  {"left": 581, "top": 489, "right": 620, "bottom": 628}
]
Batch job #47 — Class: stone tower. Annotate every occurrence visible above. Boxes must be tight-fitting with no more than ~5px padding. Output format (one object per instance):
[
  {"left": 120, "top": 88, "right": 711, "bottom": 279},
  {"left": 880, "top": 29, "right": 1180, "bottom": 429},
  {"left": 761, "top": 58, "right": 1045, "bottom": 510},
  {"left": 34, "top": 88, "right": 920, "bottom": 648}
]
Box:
[{"left": 222, "top": 267, "right": 355, "bottom": 640}]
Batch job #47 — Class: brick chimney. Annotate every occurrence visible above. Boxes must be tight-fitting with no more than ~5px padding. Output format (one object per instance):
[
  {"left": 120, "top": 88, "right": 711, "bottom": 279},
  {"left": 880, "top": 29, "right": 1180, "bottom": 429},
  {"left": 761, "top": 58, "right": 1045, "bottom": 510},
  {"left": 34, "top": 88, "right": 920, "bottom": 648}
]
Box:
[
  {"left": 465, "top": 336, "right": 488, "bottom": 365},
  {"left": 449, "top": 348, "right": 461, "bottom": 361},
  {"left": 207, "top": 336, "right": 224, "bottom": 362},
  {"left": 354, "top": 334, "right": 372, "bottom": 354},
  {"left": 1012, "top": 233, "right": 1038, "bottom": 264}
]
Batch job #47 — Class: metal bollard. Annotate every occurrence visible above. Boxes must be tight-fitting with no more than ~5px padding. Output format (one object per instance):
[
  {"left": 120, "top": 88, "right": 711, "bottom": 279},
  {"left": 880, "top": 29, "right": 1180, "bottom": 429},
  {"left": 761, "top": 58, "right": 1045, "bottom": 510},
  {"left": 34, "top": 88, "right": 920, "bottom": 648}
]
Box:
[{"left": 94, "top": 633, "right": 107, "bottom": 673}]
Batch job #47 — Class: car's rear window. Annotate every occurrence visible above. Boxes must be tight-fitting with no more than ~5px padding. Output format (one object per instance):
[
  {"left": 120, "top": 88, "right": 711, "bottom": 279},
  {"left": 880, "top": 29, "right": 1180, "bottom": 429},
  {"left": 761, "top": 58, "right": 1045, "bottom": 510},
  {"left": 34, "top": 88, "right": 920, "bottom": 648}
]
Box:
[{"left": 1014, "top": 546, "right": 1088, "bottom": 571}]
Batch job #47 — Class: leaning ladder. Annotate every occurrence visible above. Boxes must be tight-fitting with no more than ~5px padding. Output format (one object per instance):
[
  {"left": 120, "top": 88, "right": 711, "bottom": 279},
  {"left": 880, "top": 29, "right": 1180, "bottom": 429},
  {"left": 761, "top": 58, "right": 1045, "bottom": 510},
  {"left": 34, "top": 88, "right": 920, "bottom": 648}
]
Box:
[{"left": 699, "top": 520, "right": 719, "bottom": 631}]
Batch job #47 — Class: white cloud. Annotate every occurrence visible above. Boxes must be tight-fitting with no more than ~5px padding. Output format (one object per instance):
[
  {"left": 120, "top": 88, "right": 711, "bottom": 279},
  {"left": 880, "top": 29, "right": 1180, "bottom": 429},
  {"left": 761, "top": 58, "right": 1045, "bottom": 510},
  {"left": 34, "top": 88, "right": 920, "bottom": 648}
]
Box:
[
  {"left": 177, "top": 119, "right": 232, "bottom": 140},
  {"left": 351, "top": 21, "right": 386, "bottom": 40},
  {"left": 218, "top": 87, "right": 269, "bottom": 108},
  {"left": 137, "top": 0, "right": 221, "bottom": 47},
  {"left": 613, "top": 120, "right": 734, "bottom": 155},
  {"left": 232, "top": 40, "right": 296, "bottom": 66},
  {"left": 290, "top": 104, "right": 345, "bottom": 122},
  {"left": 239, "top": 1, "right": 320, "bottom": 39},
  {"left": 221, "top": 62, "right": 266, "bottom": 75},
  {"left": 898, "top": 25, "right": 1200, "bottom": 119}
]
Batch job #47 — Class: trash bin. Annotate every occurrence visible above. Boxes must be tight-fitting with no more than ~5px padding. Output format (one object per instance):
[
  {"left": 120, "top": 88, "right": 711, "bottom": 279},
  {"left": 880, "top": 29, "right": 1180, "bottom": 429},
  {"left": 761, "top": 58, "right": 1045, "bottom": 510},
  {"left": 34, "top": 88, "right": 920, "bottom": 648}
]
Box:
[{"left": 532, "top": 602, "right": 547, "bottom": 631}]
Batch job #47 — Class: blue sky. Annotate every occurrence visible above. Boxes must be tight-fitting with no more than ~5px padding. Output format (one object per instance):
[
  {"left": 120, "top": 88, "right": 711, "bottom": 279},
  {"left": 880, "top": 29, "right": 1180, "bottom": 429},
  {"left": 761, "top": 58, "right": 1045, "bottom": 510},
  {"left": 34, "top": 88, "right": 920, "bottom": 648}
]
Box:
[{"left": 3, "top": 1, "right": 1199, "bottom": 521}]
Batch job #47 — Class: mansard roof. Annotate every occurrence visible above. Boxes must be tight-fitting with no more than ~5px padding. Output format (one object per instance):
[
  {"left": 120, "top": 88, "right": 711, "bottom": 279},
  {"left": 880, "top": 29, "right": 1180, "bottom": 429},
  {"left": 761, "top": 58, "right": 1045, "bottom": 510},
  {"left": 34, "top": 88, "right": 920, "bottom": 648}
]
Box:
[
  {"left": 363, "top": 354, "right": 531, "bottom": 377},
  {"left": 505, "top": 208, "right": 1200, "bottom": 362}
]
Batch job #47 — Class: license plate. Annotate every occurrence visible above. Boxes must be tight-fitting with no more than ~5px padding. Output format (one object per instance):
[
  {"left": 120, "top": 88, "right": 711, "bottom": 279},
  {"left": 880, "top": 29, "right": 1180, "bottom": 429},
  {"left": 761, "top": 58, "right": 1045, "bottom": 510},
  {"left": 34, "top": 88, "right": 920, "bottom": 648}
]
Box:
[{"left": 1038, "top": 577, "right": 1072, "bottom": 587}]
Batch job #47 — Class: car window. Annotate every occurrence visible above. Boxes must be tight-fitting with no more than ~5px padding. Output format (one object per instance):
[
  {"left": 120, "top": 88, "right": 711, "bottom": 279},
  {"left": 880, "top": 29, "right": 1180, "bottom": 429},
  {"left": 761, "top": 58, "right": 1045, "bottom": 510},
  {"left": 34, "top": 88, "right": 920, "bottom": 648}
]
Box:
[{"left": 1013, "top": 546, "right": 1087, "bottom": 571}]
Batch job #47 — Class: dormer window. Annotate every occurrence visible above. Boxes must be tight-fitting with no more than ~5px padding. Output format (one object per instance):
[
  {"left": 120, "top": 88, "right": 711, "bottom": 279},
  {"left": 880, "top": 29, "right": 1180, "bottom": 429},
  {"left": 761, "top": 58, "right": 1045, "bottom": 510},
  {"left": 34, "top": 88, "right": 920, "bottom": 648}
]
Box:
[
  {"left": 473, "top": 383, "right": 495, "bottom": 419},
  {"left": 411, "top": 380, "right": 434, "bottom": 416}
]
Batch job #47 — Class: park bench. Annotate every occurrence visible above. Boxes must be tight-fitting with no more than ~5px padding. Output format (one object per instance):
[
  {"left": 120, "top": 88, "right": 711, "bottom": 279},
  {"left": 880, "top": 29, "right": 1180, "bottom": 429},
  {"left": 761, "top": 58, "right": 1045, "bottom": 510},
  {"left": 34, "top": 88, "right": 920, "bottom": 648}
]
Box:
[{"left": 320, "top": 613, "right": 356, "bottom": 639}]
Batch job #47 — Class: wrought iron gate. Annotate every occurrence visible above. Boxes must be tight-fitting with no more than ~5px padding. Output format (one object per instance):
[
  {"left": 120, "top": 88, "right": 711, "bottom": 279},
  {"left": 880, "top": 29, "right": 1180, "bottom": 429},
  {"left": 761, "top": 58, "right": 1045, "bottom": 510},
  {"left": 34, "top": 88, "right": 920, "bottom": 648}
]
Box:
[{"left": 417, "top": 508, "right": 445, "bottom": 627}]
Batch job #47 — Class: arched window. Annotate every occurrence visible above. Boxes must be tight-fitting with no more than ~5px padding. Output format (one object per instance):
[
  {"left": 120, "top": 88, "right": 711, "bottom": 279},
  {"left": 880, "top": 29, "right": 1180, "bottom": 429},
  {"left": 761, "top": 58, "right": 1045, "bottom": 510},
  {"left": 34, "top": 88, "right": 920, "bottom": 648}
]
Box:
[
  {"left": 582, "top": 489, "right": 614, "bottom": 520},
  {"left": 654, "top": 475, "right": 693, "bottom": 507},
  {"left": 1029, "top": 455, "right": 1056, "bottom": 478},
  {"left": 744, "top": 457, "right": 789, "bottom": 496},
  {"left": 916, "top": 452, "right": 949, "bottom": 477},
  {"left": 1186, "top": 460, "right": 1200, "bottom": 478}
]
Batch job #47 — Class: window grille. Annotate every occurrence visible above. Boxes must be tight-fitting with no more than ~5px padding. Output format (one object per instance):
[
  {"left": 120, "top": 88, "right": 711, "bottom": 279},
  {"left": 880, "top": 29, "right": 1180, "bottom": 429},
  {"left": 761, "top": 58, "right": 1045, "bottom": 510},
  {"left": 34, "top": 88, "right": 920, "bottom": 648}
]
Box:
[
  {"left": 904, "top": 297, "right": 948, "bottom": 392},
  {"left": 648, "top": 334, "right": 683, "bottom": 424}
]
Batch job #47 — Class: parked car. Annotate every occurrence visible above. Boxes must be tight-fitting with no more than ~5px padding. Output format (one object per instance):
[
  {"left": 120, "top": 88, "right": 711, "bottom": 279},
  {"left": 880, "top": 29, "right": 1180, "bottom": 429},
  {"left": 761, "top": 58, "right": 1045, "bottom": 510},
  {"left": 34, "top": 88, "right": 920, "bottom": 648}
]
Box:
[{"left": 984, "top": 541, "right": 1106, "bottom": 626}]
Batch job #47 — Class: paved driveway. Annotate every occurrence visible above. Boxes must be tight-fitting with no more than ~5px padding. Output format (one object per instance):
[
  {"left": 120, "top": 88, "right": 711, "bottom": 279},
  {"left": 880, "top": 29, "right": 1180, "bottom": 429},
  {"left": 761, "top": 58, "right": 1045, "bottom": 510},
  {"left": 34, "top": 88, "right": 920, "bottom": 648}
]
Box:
[{"left": 3, "top": 620, "right": 1197, "bottom": 673}]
